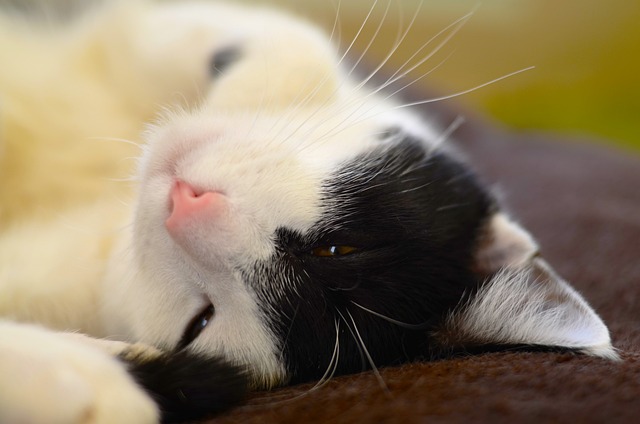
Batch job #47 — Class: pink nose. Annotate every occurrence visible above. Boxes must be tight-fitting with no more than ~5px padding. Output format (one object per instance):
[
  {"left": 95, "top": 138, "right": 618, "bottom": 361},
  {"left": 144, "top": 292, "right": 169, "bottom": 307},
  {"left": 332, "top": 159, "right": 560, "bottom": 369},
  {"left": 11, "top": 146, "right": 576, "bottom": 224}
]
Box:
[{"left": 165, "top": 180, "right": 226, "bottom": 235}]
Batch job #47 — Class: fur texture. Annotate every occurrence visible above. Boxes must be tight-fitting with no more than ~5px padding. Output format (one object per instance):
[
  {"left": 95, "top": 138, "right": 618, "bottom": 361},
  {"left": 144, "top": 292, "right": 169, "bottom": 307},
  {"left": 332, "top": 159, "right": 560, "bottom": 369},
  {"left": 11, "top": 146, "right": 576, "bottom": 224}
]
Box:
[{"left": 0, "top": 1, "right": 617, "bottom": 422}]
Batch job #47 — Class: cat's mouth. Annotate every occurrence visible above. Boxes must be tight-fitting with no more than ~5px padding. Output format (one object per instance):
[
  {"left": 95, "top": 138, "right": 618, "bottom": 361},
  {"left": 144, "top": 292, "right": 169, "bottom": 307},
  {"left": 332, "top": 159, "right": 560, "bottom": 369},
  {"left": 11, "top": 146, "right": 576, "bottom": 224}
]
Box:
[{"left": 176, "top": 303, "right": 215, "bottom": 350}]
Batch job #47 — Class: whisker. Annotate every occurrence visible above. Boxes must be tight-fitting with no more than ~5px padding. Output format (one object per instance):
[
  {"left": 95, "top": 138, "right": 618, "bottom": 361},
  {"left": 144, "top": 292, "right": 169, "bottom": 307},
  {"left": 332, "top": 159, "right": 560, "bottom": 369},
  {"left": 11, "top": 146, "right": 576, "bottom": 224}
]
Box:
[
  {"left": 341, "top": 66, "right": 535, "bottom": 133},
  {"left": 245, "top": 318, "right": 341, "bottom": 406},
  {"left": 336, "top": 0, "right": 379, "bottom": 69},
  {"left": 346, "top": 309, "right": 391, "bottom": 395},
  {"left": 305, "top": 4, "right": 472, "bottom": 148},
  {"left": 304, "top": 318, "right": 341, "bottom": 392},
  {"left": 436, "top": 203, "right": 469, "bottom": 212},
  {"left": 336, "top": 309, "right": 366, "bottom": 372},
  {"left": 345, "top": 0, "right": 391, "bottom": 79},
  {"left": 430, "top": 114, "right": 465, "bottom": 152},
  {"left": 354, "top": 0, "right": 424, "bottom": 91},
  {"left": 351, "top": 301, "right": 431, "bottom": 330},
  {"left": 85, "top": 136, "right": 142, "bottom": 150},
  {"left": 273, "top": 0, "right": 380, "bottom": 148},
  {"left": 393, "top": 66, "right": 536, "bottom": 110},
  {"left": 277, "top": 303, "right": 300, "bottom": 363},
  {"left": 313, "top": 7, "right": 475, "bottom": 144},
  {"left": 326, "top": 0, "right": 343, "bottom": 47},
  {"left": 380, "top": 49, "right": 454, "bottom": 102},
  {"left": 380, "top": 7, "right": 477, "bottom": 92},
  {"left": 310, "top": 51, "right": 452, "bottom": 147}
]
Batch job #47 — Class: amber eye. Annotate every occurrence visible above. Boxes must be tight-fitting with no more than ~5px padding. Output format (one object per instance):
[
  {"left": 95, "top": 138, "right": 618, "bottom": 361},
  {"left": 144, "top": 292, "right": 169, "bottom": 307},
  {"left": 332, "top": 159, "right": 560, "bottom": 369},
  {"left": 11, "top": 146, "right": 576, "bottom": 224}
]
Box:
[{"left": 310, "top": 245, "right": 358, "bottom": 257}]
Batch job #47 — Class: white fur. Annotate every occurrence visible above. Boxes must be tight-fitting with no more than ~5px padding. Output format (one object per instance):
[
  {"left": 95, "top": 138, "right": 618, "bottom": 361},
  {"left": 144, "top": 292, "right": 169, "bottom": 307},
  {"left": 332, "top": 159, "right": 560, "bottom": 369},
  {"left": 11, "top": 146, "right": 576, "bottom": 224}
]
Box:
[
  {"left": 455, "top": 213, "right": 616, "bottom": 358},
  {"left": 444, "top": 258, "right": 618, "bottom": 360},
  {"left": 0, "top": 1, "right": 616, "bottom": 422},
  {"left": 474, "top": 213, "right": 539, "bottom": 273},
  {"left": 0, "top": 321, "right": 158, "bottom": 424}
]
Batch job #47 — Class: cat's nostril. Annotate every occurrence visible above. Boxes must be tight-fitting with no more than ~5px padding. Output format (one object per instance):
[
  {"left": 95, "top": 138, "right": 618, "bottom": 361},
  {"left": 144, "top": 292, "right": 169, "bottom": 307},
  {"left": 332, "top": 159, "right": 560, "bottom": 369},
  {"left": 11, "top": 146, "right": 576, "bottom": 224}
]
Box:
[{"left": 165, "top": 180, "right": 227, "bottom": 235}]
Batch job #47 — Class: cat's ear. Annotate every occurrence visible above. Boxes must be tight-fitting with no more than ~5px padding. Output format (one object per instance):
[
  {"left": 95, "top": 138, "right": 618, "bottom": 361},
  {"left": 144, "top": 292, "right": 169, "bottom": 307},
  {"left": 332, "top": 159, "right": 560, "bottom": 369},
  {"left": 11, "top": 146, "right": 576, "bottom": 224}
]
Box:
[{"left": 437, "top": 213, "right": 618, "bottom": 359}]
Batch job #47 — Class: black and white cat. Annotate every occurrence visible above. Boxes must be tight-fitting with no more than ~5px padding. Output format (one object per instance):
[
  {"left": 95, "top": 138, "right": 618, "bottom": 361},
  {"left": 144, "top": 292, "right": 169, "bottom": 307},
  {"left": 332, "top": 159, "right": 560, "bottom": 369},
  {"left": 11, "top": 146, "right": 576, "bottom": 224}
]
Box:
[{"left": 0, "top": 1, "right": 616, "bottom": 423}]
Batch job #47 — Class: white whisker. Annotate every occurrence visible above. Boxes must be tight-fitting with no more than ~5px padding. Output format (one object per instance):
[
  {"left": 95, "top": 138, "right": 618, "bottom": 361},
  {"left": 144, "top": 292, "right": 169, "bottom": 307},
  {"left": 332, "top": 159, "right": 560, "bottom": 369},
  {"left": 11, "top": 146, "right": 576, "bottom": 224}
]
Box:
[
  {"left": 326, "top": 0, "right": 343, "bottom": 46},
  {"left": 354, "top": 0, "right": 424, "bottom": 91},
  {"left": 345, "top": 0, "right": 391, "bottom": 79},
  {"left": 85, "top": 136, "right": 142, "bottom": 150},
  {"left": 431, "top": 115, "right": 466, "bottom": 152},
  {"left": 305, "top": 5, "right": 473, "bottom": 147},
  {"left": 381, "top": 49, "right": 455, "bottom": 102},
  {"left": 274, "top": 0, "right": 381, "bottom": 147},
  {"left": 246, "top": 318, "right": 341, "bottom": 407},
  {"left": 381, "top": 7, "right": 477, "bottom": 91},
  {"left": 351, "top": 301, "right": 431, "bottom": 330},
  {"left": 346, "top": 310, "right": 391, "bottom": 395},
  {"left": 394, "top": 66, "right": 536, "bottom": 110},
  {"left": 336, "top": 309, "right": 366, "bottom": 372},
  {"left": 341, "top": 66, "right": 535, "bottom": 134},
  {"left": 336, "top": 0, "right": 379, "bottom": 69}
]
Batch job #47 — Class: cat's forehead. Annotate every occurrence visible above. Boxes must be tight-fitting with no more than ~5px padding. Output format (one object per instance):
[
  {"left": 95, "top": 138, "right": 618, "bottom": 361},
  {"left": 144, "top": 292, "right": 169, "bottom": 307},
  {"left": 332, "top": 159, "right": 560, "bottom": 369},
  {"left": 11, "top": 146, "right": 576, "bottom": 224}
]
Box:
[{"left": 148, "top": 99, "right": 442, "bottom": 202}]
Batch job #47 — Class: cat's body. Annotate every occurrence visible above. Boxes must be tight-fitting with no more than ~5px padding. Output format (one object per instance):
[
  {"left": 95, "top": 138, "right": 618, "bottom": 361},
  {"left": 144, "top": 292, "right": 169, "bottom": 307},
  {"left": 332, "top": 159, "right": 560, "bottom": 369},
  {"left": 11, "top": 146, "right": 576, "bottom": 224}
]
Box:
[{"left": 0, "top": 1, "right": 616, "bottom": 423}]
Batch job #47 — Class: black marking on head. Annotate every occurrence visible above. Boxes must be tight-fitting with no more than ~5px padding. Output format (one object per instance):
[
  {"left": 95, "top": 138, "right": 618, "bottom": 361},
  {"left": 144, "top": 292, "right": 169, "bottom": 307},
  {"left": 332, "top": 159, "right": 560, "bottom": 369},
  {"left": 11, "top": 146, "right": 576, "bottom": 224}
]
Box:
[
  {"left": 248, "top": 134, "right": 498, "bottom": 383},
  {"left": 122, "top": 350, "right": 247, "bottom": 423},
  {"left": 209, "top": 46, "right": 242, "bottom": 77}
]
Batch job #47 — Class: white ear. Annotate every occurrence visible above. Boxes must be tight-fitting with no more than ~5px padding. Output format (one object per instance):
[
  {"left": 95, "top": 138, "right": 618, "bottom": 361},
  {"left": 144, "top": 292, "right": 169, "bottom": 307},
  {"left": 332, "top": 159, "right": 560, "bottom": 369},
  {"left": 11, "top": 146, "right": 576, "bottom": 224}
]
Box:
[
  {"left": 438, "top": 214, "right": 618, "bottom": 360},
  {"left": 473, "top": 213, "right": 539, "bottom": 274}
]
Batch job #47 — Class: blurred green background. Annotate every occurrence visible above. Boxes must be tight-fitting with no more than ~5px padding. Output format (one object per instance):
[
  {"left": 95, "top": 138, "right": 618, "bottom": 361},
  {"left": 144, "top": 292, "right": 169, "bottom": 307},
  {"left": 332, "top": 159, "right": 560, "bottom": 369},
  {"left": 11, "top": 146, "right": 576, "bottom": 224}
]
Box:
[{"left": 257, "top": 0, "right": 640, "bottom": 152}]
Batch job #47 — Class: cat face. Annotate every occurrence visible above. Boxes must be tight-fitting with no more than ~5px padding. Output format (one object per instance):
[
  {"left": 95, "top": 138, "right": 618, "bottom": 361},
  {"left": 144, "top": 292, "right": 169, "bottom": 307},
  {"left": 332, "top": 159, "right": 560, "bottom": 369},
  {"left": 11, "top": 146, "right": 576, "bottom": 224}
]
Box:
[
  {"left": 128, "top": 95, "right": 451, "bottom": 387},
  {"left": 99, "top": 1, "right": 614, "bottom": 388}
]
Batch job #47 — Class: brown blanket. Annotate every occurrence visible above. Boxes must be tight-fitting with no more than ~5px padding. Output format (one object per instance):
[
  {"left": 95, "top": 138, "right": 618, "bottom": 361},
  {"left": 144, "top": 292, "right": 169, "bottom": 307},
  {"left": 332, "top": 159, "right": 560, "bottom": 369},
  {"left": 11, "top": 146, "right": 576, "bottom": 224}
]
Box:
[{"left": 207, "top": 102, "right": 640, "bottom": 423}]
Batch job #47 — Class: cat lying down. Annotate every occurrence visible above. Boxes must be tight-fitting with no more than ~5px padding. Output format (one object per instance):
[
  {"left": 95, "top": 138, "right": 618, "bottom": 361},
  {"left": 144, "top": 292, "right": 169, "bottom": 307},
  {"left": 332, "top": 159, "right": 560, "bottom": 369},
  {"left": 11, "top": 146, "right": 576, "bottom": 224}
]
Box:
[{"left": 0, "top": 1, "right": 617, "bottom": 423}]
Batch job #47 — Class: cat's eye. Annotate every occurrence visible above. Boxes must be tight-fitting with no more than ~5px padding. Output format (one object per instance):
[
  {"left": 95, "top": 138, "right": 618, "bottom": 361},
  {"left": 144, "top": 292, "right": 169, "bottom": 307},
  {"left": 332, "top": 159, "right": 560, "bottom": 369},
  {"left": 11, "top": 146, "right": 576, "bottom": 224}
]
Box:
[
  {"left": 310, "top": 245, "right": 358, "bottom": 257},
  {"left": 178, "top": 304, "right": 214, "bottom": 350}
]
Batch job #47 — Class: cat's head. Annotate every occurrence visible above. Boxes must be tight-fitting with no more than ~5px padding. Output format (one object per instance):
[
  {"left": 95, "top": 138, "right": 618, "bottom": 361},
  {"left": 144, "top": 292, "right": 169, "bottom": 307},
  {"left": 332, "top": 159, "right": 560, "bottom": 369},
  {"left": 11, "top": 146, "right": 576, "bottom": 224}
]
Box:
[{"left": 99, "top": 1, "right": 615, "bottom": 388}]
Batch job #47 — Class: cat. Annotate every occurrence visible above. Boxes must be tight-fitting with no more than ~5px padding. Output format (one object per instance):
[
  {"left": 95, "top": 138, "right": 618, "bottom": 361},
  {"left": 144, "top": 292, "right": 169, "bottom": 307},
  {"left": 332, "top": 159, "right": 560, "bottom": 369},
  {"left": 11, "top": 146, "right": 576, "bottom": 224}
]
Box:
[{"left": 0, "top": 1, "right": 617, "bottom": 423}]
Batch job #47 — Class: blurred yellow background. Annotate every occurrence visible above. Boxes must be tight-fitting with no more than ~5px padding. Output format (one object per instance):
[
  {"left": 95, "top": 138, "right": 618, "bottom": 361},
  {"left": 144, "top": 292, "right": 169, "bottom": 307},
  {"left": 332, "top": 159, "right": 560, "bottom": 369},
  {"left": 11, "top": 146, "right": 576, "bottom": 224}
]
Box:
[
  {"left": 3, "top": 0, "right": 638, "bottom": 151},
  {"left": 255, "top": 0, "right": 640, "bottom": 152}
]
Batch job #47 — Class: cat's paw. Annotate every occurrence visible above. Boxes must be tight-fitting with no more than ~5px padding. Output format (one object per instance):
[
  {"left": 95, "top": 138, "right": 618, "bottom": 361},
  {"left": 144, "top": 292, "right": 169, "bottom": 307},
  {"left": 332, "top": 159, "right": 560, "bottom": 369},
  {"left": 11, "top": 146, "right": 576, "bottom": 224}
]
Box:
[{"left": 0, "top": 321, "right": 159, "bottom": 424}]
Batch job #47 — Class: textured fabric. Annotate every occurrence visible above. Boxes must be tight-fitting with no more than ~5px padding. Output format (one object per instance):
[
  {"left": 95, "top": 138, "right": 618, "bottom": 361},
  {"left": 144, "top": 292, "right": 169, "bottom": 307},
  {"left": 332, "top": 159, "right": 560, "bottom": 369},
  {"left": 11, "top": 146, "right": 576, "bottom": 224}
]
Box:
[{"left": 207, "top": 102, "right": 640, "bottom": 423}]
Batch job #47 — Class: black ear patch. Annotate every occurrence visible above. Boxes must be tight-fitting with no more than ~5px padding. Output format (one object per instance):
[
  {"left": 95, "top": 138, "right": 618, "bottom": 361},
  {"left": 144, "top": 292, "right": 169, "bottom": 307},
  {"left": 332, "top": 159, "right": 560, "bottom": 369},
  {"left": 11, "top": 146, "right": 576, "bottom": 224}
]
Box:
[{"left": 209, "top": 46, "right": 242, "bottom": 77}]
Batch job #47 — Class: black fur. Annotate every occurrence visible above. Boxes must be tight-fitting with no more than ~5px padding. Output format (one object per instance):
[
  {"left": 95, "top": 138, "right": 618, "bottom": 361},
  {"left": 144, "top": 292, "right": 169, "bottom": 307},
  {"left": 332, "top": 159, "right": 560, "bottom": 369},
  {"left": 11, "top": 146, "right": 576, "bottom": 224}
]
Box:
[
  {"left": 121, "top": 350, "right": 248, "bottom": 423},
  {"left": 247, "top": 136, "right": 497, "bottom": 383},
  {"left": 429, "top": 343, "right": 582, "bottom": 360}
]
